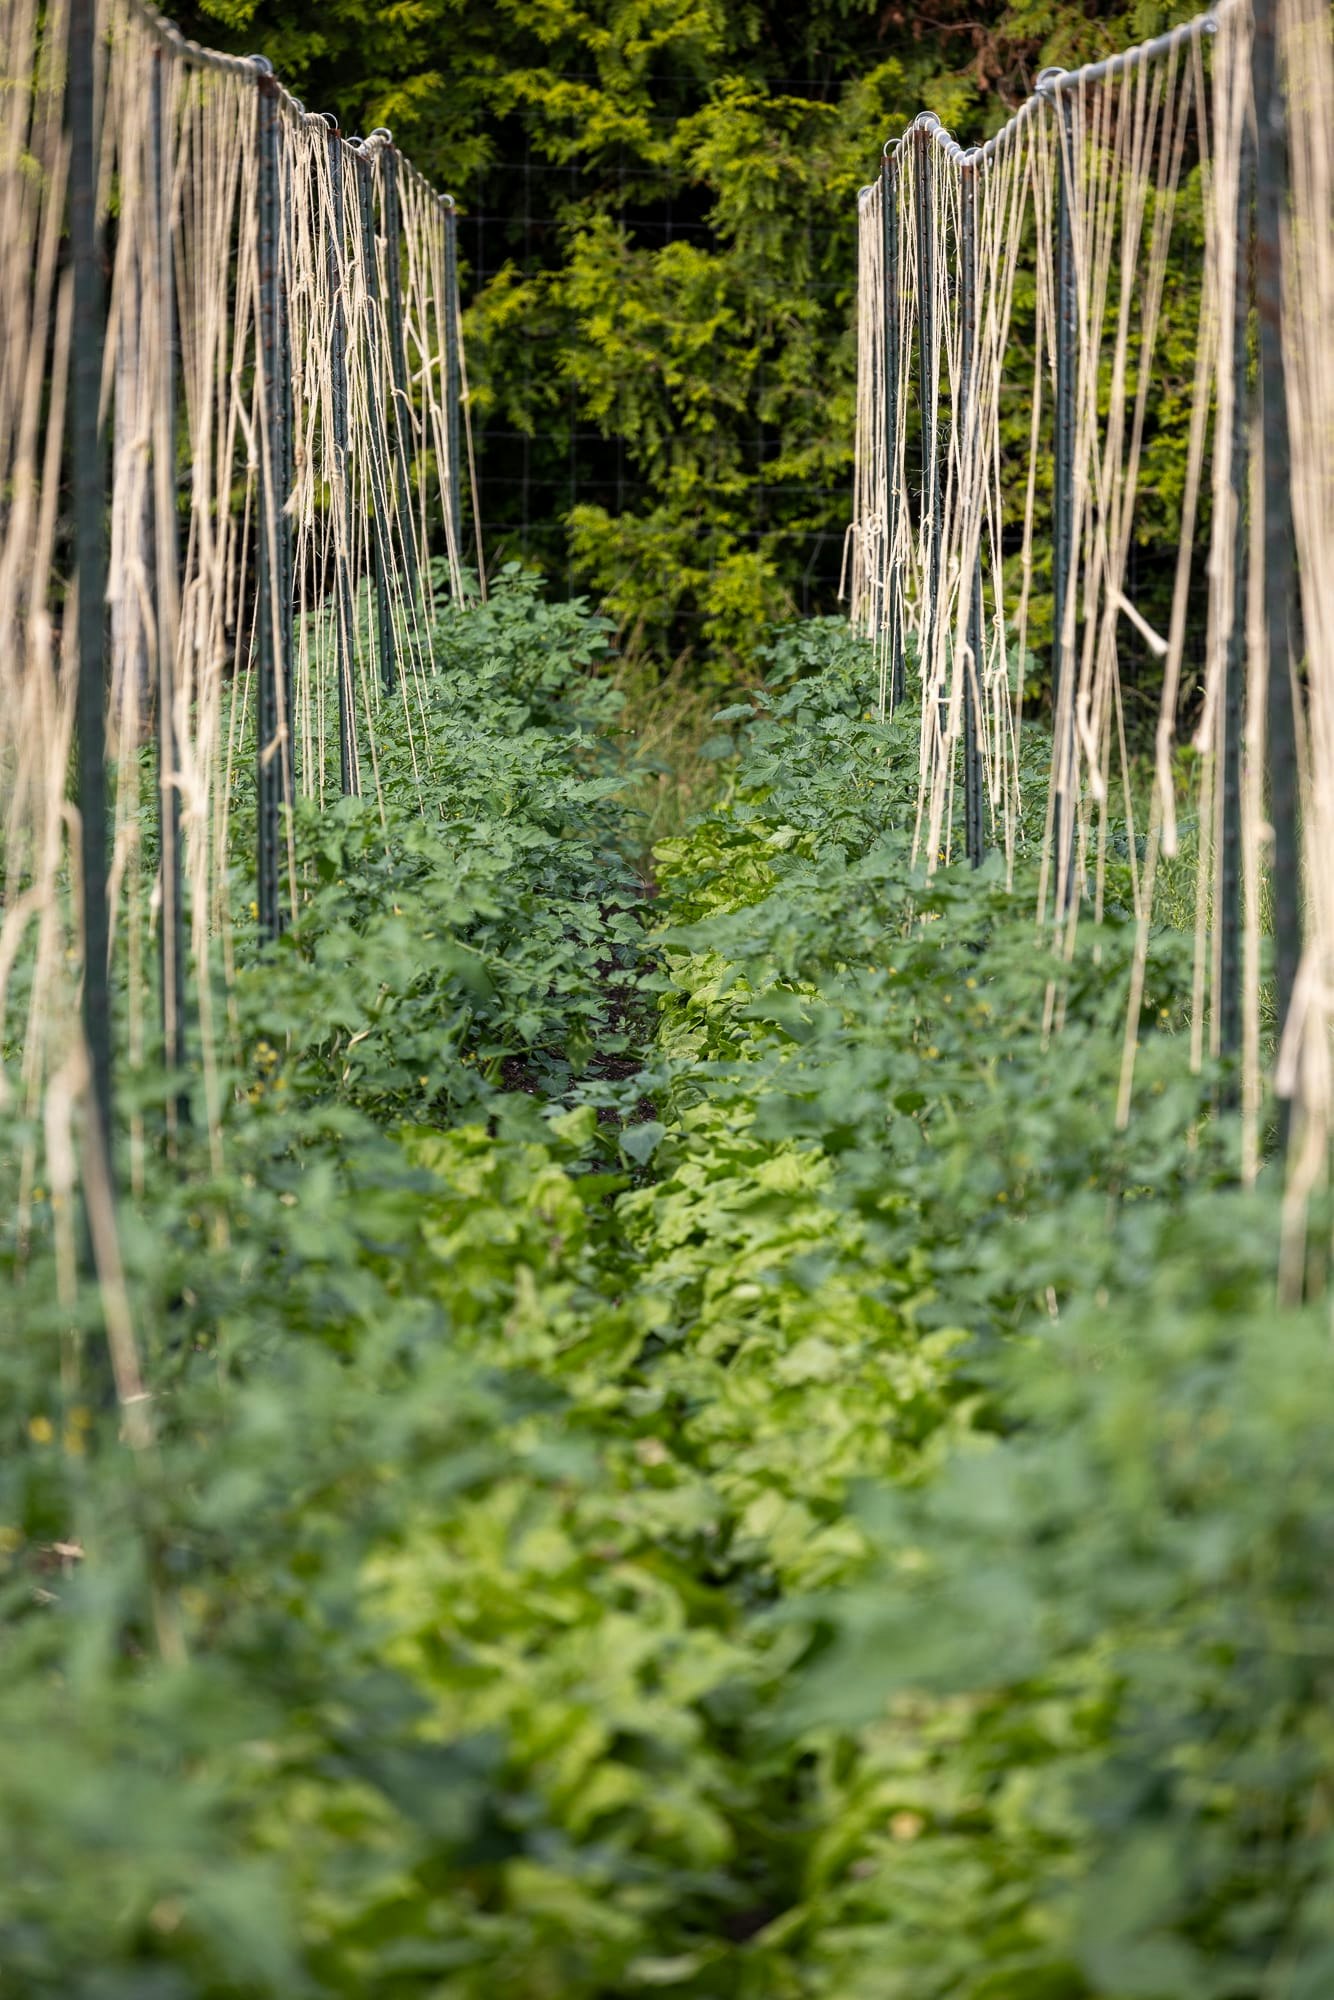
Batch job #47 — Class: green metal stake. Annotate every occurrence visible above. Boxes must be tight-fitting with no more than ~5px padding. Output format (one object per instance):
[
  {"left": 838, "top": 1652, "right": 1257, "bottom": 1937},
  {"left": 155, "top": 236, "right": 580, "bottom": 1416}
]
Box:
[
  {"left": 443, "top": 197, "right": 464, "bottom": 580},
  {"left": 914, "top": 125, "right": 943, "bottom": 722},
  {"left": 253, "top": 56, "right": 286, "bottom": 939},
  {"left": 882, "top": 152, "right": 904, "bottom": 711},
  {"left": 960, "top": 159, "right": 986, "bottom": 868},
  {"left": 1050, "top": 77, "right": 1078, "bottom": 919},
  {"left": 70, "top": 0, "right": 113, "bottom": 1168},
  {"left": 152, "top": 47, "right": 189, "bottom": 1125},
  {"left": 1220, "top": 131, "right": 1252, "bottom": 1106},
  {"left": 1253, "top": 0, "right": 1301, "bottom": 1141},
  {"left": 325, "top": 118, "right": 359, "bottom": 796},
  {"left": 355, "top": 141, "right": 399, "bottom": 694},
  {"left": 279, "top": 112, "right": 296, "bottom": 800},
  {"left": 880, "top": 158, "right": 904, "bottom": 704},
  {"left": 372, "top": 131, "right": 420, "bottom": 607}
]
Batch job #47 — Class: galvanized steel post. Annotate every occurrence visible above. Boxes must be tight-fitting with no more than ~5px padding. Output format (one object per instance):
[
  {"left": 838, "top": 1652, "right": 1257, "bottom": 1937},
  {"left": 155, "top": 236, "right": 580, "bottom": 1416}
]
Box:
[{"left": 70, "top": 0, "right": 114, "bottom": 1165}]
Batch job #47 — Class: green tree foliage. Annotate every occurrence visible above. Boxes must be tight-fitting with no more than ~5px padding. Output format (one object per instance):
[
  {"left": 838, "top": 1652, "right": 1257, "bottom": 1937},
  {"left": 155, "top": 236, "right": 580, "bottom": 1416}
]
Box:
[{"left": 178, "top": 0, "right": 1207, "bottom": 671}]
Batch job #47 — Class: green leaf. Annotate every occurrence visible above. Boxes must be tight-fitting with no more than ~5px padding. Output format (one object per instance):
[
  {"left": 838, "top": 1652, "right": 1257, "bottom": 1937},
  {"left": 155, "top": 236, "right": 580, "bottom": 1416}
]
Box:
[{"left": 621, "top": 1120, "right": 667, "bottom": 1164}]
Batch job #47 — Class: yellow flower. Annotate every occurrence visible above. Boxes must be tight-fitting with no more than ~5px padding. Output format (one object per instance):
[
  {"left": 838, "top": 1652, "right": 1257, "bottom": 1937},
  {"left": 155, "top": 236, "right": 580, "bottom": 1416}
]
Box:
[{"left": 28, "top": 1416, "right": 53, "bottom": 1445}]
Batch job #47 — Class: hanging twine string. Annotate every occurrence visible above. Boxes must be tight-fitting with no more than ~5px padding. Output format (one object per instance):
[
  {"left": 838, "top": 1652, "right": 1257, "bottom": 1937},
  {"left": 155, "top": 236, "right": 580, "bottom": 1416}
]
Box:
[
  {"left": 0, "top": 0, "right": 480, "bottom": 1426},
  {"left": 852, "top": 0, "right": 1334, "bottom": 1265}
]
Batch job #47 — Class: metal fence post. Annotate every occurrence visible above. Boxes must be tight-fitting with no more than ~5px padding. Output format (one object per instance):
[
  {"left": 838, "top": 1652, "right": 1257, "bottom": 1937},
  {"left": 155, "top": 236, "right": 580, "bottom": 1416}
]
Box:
[
  {"left": 442, "top": 195, "right": 464, "bottom": 580},
  {"left": 152, "top": 47, "right": 189, "bottom": 1124},
  {"left": 70, "top": 0, "right": 113, "bottom": 1166},
  {"left": 1050, "top": 79, "right": 1078, "bottom": 919},
  {"left": 1253, "top": 0, "right": 1301, "bottom": 1134},
  {"left": 279, "top": 111, "right": 296, "bottom": 801},
  {"left": 1220, "top": 130, "right": 1253, "bottom": 1104},
  {"left": 961, "top": 159, "right": 987, "bottom": 868},
  {"left": 373, "top": 131, "right": 419, "bottom": 608},
  {"left": 355, "top": 140, "right": 399, "bottom": 694},
  {"left": 882, "top": 151, "right": 904, "bottom": 710},
  {"left": 253, "top": 56, "right": 287, "bottom": 938},
  {"left": 324, "top": 117, "right": 358, "bottom": 795},
  {"left": 914, "top": 124, "right": 943, "bottom": 719}
]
